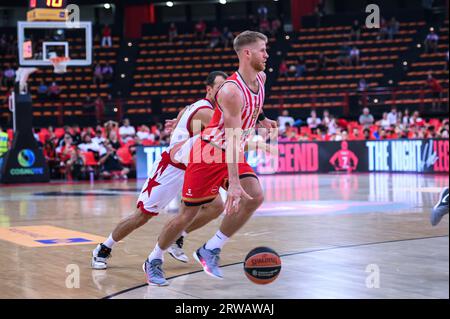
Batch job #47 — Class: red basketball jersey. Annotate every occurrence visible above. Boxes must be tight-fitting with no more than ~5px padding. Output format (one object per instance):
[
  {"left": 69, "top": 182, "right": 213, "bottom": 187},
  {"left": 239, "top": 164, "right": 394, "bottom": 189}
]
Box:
[{"left": 202, "top": 71, "right": 265, "bottom": 150}]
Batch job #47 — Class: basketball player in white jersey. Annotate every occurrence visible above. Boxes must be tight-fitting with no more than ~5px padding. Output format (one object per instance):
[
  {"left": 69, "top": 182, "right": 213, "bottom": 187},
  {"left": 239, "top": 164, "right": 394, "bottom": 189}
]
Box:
[
  {"left": 144, "top": 31, "right": 278, "bottom": 285},
  {"left": 91, "top": 71, "right": 228, "bottom": 270}
]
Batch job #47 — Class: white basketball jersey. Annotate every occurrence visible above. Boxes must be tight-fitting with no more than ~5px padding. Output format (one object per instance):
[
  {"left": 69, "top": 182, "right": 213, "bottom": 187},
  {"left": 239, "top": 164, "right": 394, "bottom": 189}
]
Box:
[{"left": 167, "top": 98, "right": 214, "bottom": 151}]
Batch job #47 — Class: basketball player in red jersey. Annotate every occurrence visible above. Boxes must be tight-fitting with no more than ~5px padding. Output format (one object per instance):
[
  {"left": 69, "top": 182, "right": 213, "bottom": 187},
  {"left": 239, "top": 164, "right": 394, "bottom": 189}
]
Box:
[
  {"left": 144, "top": 31, "right": 277, "bottom": 285},
  {"left": 91, "top": 72, "right": 228, "bottom": 270},
  {"left": 329, "top": 140, "right": 359, "bottom": 172}
]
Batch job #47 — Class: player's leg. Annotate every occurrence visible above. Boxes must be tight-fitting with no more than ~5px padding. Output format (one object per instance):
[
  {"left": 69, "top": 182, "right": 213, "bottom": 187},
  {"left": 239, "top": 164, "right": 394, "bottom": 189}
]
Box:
[
  {"left": 194, "top": 174, "right": 264, "bottom": 279},
  {"left": 187, "top": 195, "right": 224, "bottom": 233},
  {"left": 431, "top": 187, "right": 449, "bottom": 226},
  {"left": 144, "top": 202, "right": 203, "bottom": 286},
  {"left": 168, "top": 196, "right": 224, "bottom": 263},
  {"left": 218, "top": 175, "right": 264, "bottom": 237},
  {"left": 91, "top": 207, "right": 157, "bottom": 270},
  {"left": 92, "top": 155, "right": 181, "bottom": 270}
]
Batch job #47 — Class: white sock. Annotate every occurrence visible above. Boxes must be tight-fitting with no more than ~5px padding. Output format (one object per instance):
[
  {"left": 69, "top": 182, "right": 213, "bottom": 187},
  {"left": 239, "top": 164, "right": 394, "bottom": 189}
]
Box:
[
  {"left": 148, "top": 243, "right": 165, "bottom": 262},
  {"left": 103, "top": 234, "right": 117, "bottom": 249},
  {"left": 205, "top": 230, "right": 229, "bottom": 250},
  {"left": 181, "top": 231, "right": 188, "bottom": 238}
]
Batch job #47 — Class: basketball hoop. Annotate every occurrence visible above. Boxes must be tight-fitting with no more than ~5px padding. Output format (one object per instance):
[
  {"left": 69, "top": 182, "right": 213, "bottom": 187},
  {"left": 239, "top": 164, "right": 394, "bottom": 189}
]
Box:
[{"left": 50, "top": 56, "right": 70, "bottom": 74}]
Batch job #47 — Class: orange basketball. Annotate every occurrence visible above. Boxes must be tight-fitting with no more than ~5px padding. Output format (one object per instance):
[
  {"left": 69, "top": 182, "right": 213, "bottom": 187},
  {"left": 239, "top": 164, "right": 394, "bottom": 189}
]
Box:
[{"left": 243, "top": 247, "right": 281, "bottom": 285}]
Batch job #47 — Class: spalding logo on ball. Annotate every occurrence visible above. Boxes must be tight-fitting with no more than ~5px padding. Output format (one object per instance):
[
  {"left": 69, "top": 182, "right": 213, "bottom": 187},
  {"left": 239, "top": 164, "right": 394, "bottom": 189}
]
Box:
[{"left": 244, "top": 247, "right": 281, "bottom": 284}]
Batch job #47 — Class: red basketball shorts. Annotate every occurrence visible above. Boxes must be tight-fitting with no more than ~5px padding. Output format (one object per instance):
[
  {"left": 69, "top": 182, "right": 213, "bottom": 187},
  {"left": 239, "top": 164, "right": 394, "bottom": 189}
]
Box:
[{"left": 182, "top": 139, "right": 257, "bottom": 206}]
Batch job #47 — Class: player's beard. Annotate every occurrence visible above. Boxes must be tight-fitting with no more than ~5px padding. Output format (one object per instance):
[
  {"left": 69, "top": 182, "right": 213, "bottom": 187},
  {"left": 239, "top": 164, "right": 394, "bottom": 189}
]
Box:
[{"left": 250, "top": 58, "right": 265, "bottom": 72}]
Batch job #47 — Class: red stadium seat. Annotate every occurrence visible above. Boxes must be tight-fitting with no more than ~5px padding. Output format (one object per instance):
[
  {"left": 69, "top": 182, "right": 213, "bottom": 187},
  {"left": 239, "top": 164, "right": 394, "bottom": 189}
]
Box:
[{"left": 116, "top": 147, "right": 134, "bottom": 166}]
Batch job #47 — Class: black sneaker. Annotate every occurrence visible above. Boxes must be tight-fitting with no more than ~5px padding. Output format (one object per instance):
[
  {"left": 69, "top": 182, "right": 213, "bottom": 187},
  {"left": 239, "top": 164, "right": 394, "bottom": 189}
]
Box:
[{"left": 91, "top": 243, "right": 112, "bottom": 270}]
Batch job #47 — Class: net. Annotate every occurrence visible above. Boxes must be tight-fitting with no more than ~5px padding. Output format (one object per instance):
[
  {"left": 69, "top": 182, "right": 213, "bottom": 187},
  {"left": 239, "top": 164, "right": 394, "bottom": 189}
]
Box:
[{"left": 49, "top": 56, "right": 70, "bottom": 74}]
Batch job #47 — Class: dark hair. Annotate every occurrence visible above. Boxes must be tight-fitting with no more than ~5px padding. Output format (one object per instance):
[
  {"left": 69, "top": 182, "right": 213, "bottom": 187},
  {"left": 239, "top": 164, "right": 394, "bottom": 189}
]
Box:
[{"left": 205, "top": 71, "right": 228, "bottom": 86}]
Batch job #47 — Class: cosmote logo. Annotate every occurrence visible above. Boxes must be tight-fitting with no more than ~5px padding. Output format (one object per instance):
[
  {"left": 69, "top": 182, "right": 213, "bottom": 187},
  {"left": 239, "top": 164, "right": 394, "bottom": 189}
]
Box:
[{"left": 17, "top": 149, "right": 36, "bottom": 167}]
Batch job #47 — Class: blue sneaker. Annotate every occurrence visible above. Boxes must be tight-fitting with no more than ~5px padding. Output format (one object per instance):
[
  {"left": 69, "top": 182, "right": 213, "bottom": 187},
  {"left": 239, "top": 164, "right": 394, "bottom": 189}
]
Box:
[
  {"left": 431, "top": 187, "right": 449, "bottom": 226},
  {"left": 142, "top": 259, "right": 169, "bottom": 286},
  {"left": 193, "top": 245, "right": 223, "bottom": 279}
]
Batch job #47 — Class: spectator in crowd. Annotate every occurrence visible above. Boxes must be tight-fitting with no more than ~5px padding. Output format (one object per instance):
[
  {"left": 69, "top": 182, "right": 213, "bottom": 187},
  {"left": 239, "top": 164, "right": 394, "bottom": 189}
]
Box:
[
  {"left": 279, "top": 59, "right": 289, "bottom": 78},
  {"left": 6, "top": 35, "right": 16, "bottom": 55},
  {"left": 307, "top": 110, "right": 322, "bottom": 129},
  {"left": 118, "top": 118, "right": 135, "bottom": 143},
  {"left": 377, "top": 112, "right": 391, "bottom": 129},
  {"left": 363, "top": 128, "right": 372, "bottom": 140},
  {"left": 37, "top": 81, "right": 48, "bottom": 97},
  {"left": 93, "top": 64, "right": 103, "bottom": 85},
  {"left": 315, "top": 53, "right": 328, "bottom": 72},
  {"left": 295, "top": 56, "right": 307, "bottom": 78},
  {"left": 377, "top": 17, "right": 389, "bottom": 40},
  {"left": 322, "top": 109, "right": 331, "bottom": 127},
  {"left": 0, "top": 34, "right": 7, "bottom": 55},
  {"left": 78, "top": 133, "right": 105, "bottom": 156},
  {"left": 56, "top": 133, "right": 81, "bottom": 180},
  {"left": 94, "top": 97, "right": 105, "bottom": 124},
  {"left": 136, "top": 125, "right": 153, "bottom": 143},
  {"left": 2, "top": 65, "right": 15, "bottom": 87},
  {"left": 71, "top": 124, "right": 82, "bottom": 145},
  {"left": 349, "top": 20, "right": 361, "bottom": 41},
  {"left": 402, "top": 108, "right": 411, "bottom": 126},
  {"left": 47, "top": 82, "right": 61, "bottom": 99},
  {"left": 327, "top": 115, "right": 338, "bottom": 135},
  {"left": 209, "top": 27, "right": 222, "bottom": 49},
  {"left": 349, "top": 46, "right": 360, "bottom": 66},
  {"left": 104, "top": 120, "right": 119, "bottom": 141},
  {"left": 98, "top": 140, "right": 129, "bottom": 179},
  {"left": 424, "top": 29, "right": 439, "bottom": 53},
  {"left": 387, "top": 17, "right": 400, "bottom": 39},
  {"left": 410, "top": 110, "right": 424, "bottom": 127},
  {"left": 221, "top": 27, "right": 234, "bottom": 48},
  {"left": 0, "top": 125, "right": 8, "bottom": 161},
  {"left": 194, "top": 20, "right": 207, "bottom": 41},
  {"left": 271, "top": 18, "right": 282, "bottom": 37},
  {"left": 358, "top": 78, "right": 368, "bottom": 91},
  {"left": 101, "top": 24, "right": 112, "bottom": 47},
  {"left": 314, "top": 0, "right": 325, "bottom": 27},
  {"left": 387, "top": 107, "right": 398, "bottom": 125},
  {"left": 257, "top": 4, "right": 268, "bottom": 20},
  {"left": 359, "top": 107, "right": 375, "bottom": 127},
  {"left": 168, "top": 22, "right": 178, "bottom": 44},
  {"left": 92, "top": 127, "right": 106, "bottom": 146},
  {"left": 425, "top": 71, "right": 443, "bottom": 110},
  {"left": 337, "top": 42, "right": 351, "bottom": 66},
  {"left": 277, "top": 109, "right": 295, "bottom": 134},
  {"left": 102, "top": 63, "right": 114, "bottom": 82},
  {"left": 259, "top": 18, "right": 271, "bottom": 36}
]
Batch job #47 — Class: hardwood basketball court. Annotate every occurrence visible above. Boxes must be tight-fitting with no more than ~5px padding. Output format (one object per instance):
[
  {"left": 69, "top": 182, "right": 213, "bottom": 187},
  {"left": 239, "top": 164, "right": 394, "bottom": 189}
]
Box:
[{"left": 0, "top": 173, "right": 448, "bottom": 299}]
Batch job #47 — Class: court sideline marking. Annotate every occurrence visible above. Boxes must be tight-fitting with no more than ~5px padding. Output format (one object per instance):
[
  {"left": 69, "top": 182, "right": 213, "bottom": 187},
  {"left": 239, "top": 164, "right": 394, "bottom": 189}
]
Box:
[{"left": 103, "top": 234, "right": 449, "bottom": 299}]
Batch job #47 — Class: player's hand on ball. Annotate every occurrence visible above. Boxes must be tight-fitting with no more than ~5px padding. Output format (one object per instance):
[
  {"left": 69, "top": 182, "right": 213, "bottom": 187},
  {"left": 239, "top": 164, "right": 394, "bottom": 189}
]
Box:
[{"left": 225, "top": 182, "right": 253, "bottom": 214}]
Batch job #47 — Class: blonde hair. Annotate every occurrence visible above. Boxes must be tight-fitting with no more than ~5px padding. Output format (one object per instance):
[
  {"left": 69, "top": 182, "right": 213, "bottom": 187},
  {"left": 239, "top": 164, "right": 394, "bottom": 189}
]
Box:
[{"left": 233, "top": 30, "right": 268, "bottom": 54}]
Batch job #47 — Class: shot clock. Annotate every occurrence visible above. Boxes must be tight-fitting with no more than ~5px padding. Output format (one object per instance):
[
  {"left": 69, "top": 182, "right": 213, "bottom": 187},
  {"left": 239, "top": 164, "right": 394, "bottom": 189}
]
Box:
[{"left": 27, "top": 0, "right": 68, "bottom": 21}]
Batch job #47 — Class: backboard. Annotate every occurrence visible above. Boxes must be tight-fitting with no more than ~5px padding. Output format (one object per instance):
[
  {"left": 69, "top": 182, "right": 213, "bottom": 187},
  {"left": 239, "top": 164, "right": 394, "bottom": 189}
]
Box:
[{"left": 17, "top": 21, "right": 92, "bottom": 67}]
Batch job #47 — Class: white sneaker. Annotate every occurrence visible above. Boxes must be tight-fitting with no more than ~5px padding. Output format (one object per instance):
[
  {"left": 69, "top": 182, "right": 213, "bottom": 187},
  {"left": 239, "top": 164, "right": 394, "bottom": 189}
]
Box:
[
  {"left": 91, "top": 243, "right": 112, "bottom": 270},
  {"left": 168, "top": 236, "right": 189, "bottom": 263}
]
